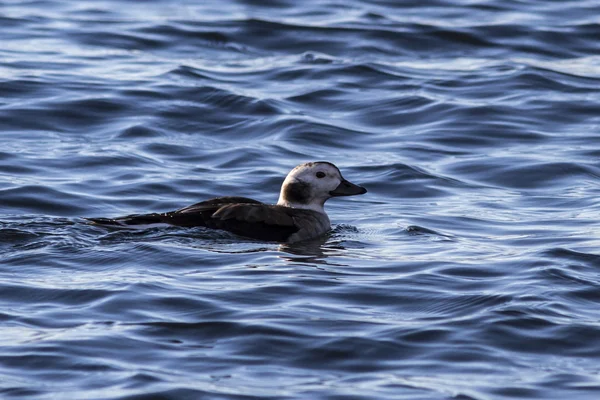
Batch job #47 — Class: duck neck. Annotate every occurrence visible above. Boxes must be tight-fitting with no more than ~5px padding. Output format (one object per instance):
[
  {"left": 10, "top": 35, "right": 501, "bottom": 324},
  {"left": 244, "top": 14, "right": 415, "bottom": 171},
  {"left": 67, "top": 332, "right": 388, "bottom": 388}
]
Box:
[
  {"left": 277, "top": 179, "right": 328, "bottom": 214},
  {"left": 277, "top": 197, "right": 327, "bottom": 214}
]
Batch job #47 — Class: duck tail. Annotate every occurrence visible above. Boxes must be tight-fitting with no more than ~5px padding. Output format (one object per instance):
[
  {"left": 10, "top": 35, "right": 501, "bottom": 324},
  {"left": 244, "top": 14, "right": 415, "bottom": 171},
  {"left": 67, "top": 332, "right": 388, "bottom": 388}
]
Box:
[{"left": 85, "top": 213, "right": 168, "bottom": 229}]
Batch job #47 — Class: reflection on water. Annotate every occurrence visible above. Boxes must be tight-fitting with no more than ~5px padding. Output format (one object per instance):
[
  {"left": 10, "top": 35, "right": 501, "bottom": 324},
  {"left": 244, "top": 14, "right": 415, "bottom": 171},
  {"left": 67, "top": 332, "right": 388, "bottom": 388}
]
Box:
[{"left": 278, "top": 235, "right": 342, "bottom": 266}]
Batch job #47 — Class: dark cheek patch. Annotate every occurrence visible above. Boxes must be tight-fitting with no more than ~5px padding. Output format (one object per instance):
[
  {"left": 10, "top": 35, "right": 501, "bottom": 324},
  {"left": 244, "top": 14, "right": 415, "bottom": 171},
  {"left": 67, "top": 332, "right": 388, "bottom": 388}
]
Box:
[{"left": 283, "top": 181, "right": 311, "bottom": 204}]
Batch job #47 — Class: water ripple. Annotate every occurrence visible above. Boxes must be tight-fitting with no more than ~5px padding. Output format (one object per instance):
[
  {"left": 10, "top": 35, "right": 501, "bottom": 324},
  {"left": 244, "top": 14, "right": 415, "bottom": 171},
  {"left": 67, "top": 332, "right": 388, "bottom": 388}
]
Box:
[{"left": 2, "top": 0, "right": 600, "bottom": 399}]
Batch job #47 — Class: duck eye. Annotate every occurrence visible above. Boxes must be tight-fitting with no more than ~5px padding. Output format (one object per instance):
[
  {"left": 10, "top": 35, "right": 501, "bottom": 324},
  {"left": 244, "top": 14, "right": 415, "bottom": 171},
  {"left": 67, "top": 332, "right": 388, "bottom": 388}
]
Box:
[{"left": 316, "top": 171, "right": 326, "bottom": 178}]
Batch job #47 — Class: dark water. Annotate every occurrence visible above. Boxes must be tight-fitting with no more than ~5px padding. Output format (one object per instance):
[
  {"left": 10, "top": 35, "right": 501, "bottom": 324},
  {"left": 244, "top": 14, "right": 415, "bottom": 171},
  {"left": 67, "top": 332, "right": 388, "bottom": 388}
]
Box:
[{"left": 2, "top": 0, "right": 600, "bottom": 398}]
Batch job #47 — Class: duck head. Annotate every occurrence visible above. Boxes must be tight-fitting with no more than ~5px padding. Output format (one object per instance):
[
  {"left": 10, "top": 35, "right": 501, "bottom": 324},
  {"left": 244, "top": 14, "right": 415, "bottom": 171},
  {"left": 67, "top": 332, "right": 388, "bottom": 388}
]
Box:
[{"left": 277, "top": 162, "right": 367, "bottom": 213}]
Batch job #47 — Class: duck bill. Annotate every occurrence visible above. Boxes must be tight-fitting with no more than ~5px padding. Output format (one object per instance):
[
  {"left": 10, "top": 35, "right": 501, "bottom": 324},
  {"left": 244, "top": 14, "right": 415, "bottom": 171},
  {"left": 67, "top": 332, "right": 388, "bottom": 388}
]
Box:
[{"left": 329, "top": 179, "right": 367, "bottom": 197}]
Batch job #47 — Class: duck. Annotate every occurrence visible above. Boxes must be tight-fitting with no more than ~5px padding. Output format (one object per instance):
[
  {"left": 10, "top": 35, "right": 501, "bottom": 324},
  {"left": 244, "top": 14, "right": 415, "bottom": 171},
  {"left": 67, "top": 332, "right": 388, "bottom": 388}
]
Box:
[{"left": 87, "top": 161, "right": 367, "bottom": 243}]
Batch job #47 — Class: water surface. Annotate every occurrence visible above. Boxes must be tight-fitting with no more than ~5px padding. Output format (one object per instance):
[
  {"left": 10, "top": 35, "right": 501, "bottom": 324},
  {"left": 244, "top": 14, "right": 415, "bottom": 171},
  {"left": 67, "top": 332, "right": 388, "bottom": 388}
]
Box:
[{"left": 2, "top": 0, "right": 600, "bottom": 399}]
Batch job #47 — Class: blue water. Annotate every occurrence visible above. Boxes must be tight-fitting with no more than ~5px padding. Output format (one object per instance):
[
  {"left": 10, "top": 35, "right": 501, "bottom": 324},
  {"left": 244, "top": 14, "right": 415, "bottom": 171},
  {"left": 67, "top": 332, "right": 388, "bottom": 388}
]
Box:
[{"left": 2, "top": 0, "right": 600, "bottom": 398}]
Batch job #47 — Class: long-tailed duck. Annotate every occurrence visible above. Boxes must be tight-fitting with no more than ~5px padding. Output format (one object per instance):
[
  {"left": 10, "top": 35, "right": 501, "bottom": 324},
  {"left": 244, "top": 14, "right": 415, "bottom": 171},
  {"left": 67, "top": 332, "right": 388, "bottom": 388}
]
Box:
[{"left": 87, "top": 162, "right": 367, "bottom": 243}]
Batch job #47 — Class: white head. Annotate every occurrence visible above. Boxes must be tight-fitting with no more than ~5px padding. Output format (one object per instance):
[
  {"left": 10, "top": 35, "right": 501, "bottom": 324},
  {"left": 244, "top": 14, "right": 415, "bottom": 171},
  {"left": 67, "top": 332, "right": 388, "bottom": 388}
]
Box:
[{"left": 277, "top": 162, "right": 367, "bottom": 213}]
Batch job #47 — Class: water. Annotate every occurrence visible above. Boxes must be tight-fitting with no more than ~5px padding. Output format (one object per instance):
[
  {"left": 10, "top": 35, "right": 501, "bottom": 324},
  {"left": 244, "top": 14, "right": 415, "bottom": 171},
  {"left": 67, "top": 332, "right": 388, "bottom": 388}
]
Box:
[{"left": 2, "top": 0, "right": 600, "bottom": 398}]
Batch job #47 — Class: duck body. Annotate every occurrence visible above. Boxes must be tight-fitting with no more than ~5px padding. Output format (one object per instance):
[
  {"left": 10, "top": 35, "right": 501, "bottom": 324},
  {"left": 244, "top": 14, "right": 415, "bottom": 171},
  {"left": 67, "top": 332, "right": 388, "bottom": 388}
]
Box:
[
  {"left": 90, "top": 196, "right": 330, "bottom": 242},
  {"left": 87, "top": 162, "right": 366, "bottom": 243}
]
